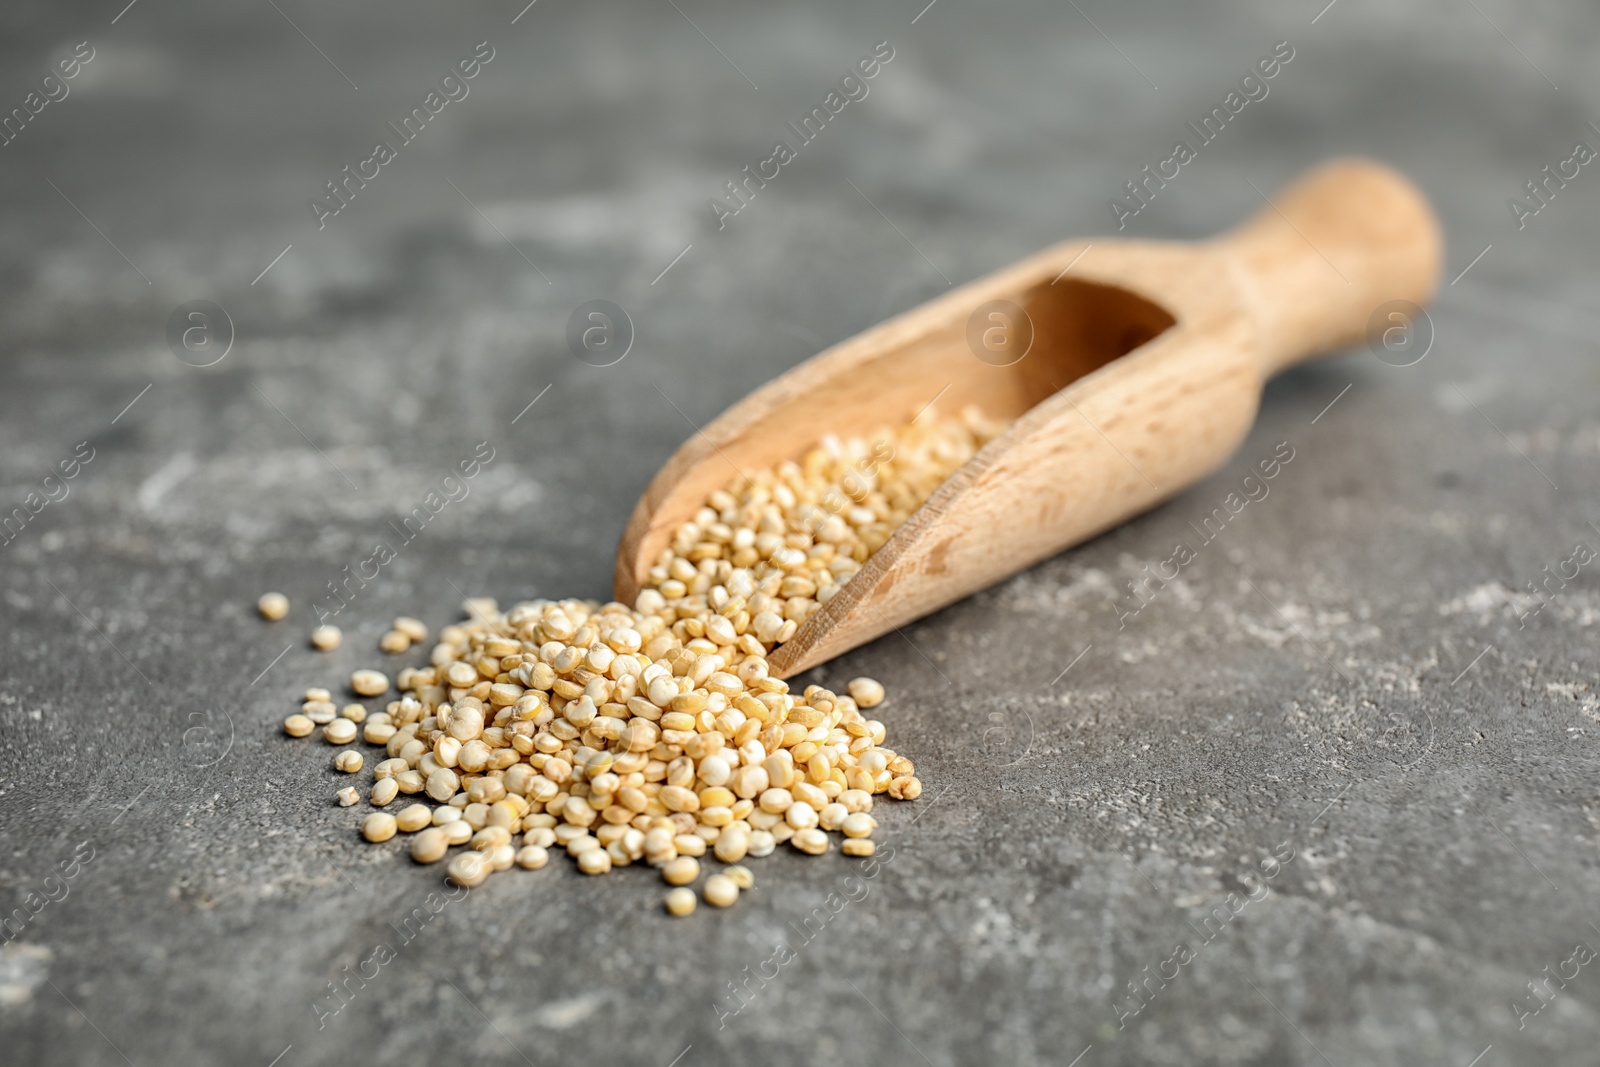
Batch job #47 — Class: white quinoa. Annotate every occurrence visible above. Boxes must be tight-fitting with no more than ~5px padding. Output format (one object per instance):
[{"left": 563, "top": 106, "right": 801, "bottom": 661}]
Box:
[{"left": 281, "top": 407, "right": 1007, "bottom": 908}]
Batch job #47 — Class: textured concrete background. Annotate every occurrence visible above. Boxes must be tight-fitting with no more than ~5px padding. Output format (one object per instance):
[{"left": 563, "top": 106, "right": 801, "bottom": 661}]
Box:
[{"left": 2, "top": 1, "right": 1599, "bottom": 1064}]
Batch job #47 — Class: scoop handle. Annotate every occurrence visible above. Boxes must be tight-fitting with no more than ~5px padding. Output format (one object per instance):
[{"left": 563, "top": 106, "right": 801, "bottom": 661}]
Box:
[{"left": 1211, "top": 159, "right": 1443, "bottom": 377}]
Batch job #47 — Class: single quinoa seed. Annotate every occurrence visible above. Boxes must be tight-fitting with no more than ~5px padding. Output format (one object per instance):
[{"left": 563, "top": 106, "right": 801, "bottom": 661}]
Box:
[
  {"left": 847, "top": 677, "right": 885, "bottom": 709},
  {"left": 362, "top": 813, "right": 397, "bottom": 842},
  {"left": 311, "top": 625, "right": 342, "bottom": 651},
  {"left": 324, "top": 719, "right": 358, "bottom": 745},
  {"left": 662, "top": 856, "right": 699, "bottom": 886},
  {"left": 703, "top": 874, "right": 739, "bottom": 908},
  {"left": 447, "top": 850, "right": 489, "bottom": 887},
  {"left": 842, "top": 812, "right": 876, "bottom": 838},
  {"left": 411, "top": 828, "right": 449, "bottom": 864},
  {"left": 350, "top": 669, "right": 389, "bottom": 697},
  {"left": 790, "top": 828, "right": 830, "bottom": 855},
  {"left": 281, "top": 407, "right": 1007, "bottom": 910},
  {"left": 257, "top": 592, "right": 289, "bottom": 621},
  {"left": 302, "top": 701, "right": 336, "bottom": 725},
  {"left": 665, "top": 887, "right": 697, "bottom": 917},
  {"left": 393, "top": 616, "right": 429, "bottom": 643},
  {"left": 395, "top": 803, "right": 432, "bottom": 833}
]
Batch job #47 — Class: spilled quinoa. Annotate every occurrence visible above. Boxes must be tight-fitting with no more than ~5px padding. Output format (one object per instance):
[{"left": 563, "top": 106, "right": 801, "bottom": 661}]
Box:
[{"left": 282, "top": 406, "right": 1009, "bottom": 913}]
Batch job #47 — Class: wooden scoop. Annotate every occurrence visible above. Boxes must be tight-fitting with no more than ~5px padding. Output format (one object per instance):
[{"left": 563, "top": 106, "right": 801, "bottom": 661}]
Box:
[{"left": 616, "top": 159, "right": 1442, "bottom": 677}]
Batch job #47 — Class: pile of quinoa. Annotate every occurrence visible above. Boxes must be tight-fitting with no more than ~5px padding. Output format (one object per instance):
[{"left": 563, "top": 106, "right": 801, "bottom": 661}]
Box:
[{"left": 276, "top": 405, "right": 1009, "bottom": 914}]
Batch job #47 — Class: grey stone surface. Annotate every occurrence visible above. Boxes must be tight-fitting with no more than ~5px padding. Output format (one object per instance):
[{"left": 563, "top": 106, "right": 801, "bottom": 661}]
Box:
[{"left": 2, "top": 0, "right": 1599, "bottom": 1064}]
